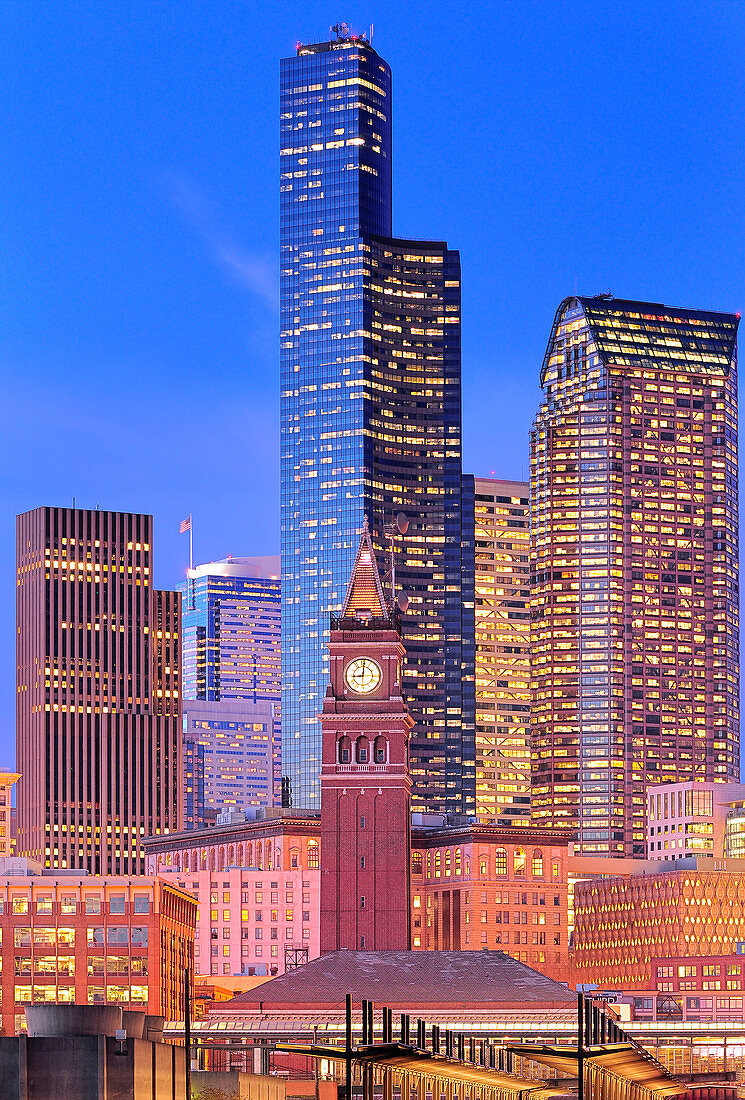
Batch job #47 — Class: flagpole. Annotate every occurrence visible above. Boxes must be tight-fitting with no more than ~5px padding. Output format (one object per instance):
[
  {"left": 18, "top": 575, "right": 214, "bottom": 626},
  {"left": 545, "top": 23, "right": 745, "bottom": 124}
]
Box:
[{"left": 189, "top": 514, "right": 193, "bottom": 573}]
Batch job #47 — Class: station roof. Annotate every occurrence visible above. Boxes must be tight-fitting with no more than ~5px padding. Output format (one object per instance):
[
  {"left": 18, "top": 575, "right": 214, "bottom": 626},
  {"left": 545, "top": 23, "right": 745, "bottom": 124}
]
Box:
[
  {"left": 276, "top": 1042, "right": 570, "bottom": 1098},
  {"left": 225, "top": 951, "right": 577, "bottom": 1010},
  {"left": 507, "top": 1043, "right": 681, "bottom": 1096}
]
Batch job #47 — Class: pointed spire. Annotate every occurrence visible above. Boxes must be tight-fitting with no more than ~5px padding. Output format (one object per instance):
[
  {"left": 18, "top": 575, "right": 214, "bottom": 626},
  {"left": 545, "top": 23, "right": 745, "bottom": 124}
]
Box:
[{"left": 341, "top": 518, "right": 388, "bottom": 621}]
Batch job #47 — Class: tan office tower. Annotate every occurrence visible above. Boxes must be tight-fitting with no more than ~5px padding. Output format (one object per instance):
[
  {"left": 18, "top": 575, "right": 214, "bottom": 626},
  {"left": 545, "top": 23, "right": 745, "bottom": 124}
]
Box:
[
  {"left": 531, "top": 297, "right": 739, "bottom": 856},
  {"left": 16, "top": 507, "right": 182, "bottom": 874},
  {"left": 473, "top": 478, "right": 531, "bottom": 823}
]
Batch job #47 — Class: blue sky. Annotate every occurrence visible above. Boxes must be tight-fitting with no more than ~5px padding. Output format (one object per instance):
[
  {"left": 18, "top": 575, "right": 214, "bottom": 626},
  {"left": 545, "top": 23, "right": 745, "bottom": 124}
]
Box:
[{"left": 1, "top": 0, "right": 744, "bottom": 765}]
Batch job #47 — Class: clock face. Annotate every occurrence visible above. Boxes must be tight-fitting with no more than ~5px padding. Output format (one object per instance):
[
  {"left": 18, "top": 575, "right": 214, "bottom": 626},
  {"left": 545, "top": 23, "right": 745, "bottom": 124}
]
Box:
[{"left": 344, "top": 658, "right": 382, "bottom": 695}]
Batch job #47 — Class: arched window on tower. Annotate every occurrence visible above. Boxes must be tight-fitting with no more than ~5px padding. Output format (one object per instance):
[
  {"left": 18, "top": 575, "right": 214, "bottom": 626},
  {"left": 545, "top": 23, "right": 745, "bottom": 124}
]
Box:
[
  {"left": 495, "top": 847, "right": 508, "bottom": 876},
  {"left": 338, "top": 736, "right": 351, "bottom": 764},
  {"left": 514, "top": 848, "right": 526, "bottom": 876},
  {"left": 356, "top": 737, "right": 369, "bottom": 764},
  {"left": 532, "top": 849, "right": 544, "bottom": 878},
  {"left": 374, "top": 736, "right": 387, "bottom": 764}
]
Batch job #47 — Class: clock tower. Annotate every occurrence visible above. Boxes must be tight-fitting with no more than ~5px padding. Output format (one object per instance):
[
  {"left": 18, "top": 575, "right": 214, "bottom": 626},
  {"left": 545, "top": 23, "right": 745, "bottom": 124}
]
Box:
[{"left": 319, "top": 521, "right": 413, "bottom": 953}]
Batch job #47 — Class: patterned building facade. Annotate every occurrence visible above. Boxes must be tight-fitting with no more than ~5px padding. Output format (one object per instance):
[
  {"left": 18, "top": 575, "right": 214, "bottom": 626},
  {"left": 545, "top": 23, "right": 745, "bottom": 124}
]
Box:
[
  {"left": 143, "top": 813, "right": 322, "bottom": 978},
  {"left": 531, "top": 297, "right": 740, "bottom": 855},
  {"left": 573, "top": 862, "right": 745, "bottom": 988},
  {"left": 472, "top": 478, "right": 531, "bottom": 823},
  {"left": 280, "top": 28, "right": 474, "bottom": 817},
  {"left": 179, "top": 556, "right": 281, "bottom": 817},
  {"left": 16, "top": 507, "right": 181, "bottom": 874},
  {"left": 179, "top": 557, "right": 281, "bottom": 705}
]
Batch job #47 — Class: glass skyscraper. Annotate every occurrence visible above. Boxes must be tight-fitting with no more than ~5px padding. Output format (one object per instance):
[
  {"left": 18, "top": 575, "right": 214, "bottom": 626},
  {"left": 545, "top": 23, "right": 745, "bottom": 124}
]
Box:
[
  {"left": 531, "top": 296, "right": 739, "bottom": 856},
  {"left": 280, "top": 28, "right": 474, "bottom": 813}
]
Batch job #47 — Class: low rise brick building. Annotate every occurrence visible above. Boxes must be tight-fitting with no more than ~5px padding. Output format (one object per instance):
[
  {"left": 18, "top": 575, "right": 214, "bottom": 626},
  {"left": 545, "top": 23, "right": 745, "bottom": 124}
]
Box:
[
  {"left": 411, "top": 822, "right": 570, "bottom": 981},
  {"left": 143, "top": 813, "right": 321, "bottom": 978},
  {"left": 0, "top": 866, "right": 195, "bottom": 1034},
  {"left": 154, "top": 867, "right": 320, "bottom": 978}
]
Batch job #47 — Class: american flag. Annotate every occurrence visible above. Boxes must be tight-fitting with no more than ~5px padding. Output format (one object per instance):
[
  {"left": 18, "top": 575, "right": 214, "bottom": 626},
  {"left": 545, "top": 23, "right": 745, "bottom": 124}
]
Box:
[{"left": 179, "top": 515, "right": 191, "bottom": 534}]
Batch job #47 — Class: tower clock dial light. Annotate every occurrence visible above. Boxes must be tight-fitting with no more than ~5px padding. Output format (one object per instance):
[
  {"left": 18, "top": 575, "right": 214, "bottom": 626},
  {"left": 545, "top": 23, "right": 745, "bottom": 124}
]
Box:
[{"left": 344, "top": 658, "right": 382, "bottom": 695}]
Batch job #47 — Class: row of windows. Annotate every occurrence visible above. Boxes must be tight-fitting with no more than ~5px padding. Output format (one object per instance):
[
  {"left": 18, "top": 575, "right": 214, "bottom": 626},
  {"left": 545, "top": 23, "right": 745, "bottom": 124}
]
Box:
[{"left": 4, "top": 895, "right": 149, "bottom": 915}]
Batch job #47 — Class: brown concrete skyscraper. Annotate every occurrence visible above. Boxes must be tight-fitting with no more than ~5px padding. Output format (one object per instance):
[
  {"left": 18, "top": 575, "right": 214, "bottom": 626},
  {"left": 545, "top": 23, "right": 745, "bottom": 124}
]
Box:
[
  {"left": 16, "top": 507, "right": 182, "bottom": 874},
  {"left": 531, "top": 297, "right": 739, "bottom": 857}
]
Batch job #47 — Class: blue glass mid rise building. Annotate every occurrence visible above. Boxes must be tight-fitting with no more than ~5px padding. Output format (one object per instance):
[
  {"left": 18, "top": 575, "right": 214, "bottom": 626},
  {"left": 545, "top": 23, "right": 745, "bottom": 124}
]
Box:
[
  {"left": 280, "top": 27, "right": 475, "bottom": 814},
  {"left": 178, "top": 556, "right": 281, "bottom": 822},
  {"left": 179, "top": 556, "right": 281, "bottom": 704},
  {"left": 183, "top": 700, "right": 274, "bottom": 819}
]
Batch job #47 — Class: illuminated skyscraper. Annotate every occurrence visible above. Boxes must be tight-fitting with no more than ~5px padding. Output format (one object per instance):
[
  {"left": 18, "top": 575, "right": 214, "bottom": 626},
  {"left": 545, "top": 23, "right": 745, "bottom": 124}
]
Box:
[
  {"left": 179, "top": 556, "right": 281, "bottom": 818},
  {"left": 472, "top": 478, "right": 531, "bottom": 823},
  {"left": 16, "top": 507, "right": 181, "bottom": 873},
  {"left": 179, "top": 556, "right": 281, "bottom": 704},
  {"left": 280, "top": 27, "right": 473, "bottom": 814},
  {"left": 531, "top": 296, "right": 739, "bottom": 856}
]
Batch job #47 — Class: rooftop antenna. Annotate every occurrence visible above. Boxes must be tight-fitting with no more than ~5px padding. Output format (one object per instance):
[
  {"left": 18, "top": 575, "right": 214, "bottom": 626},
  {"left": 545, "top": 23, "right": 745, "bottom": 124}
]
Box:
[
  {"left": 332, "top": 21, "right": 350, "bottom": 40},
  {"left": 384, "top": 512, "right": 409, "bottom": 605},
  {"left": 369, "top": 23, "right": 374, "bottom": 41}
]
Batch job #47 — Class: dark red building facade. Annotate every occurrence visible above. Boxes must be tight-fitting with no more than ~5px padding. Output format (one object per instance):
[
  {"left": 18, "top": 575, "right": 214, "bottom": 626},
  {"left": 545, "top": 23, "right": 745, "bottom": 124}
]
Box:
[{"left": 319, "top": 525, "right": 413, "bottom": 952}]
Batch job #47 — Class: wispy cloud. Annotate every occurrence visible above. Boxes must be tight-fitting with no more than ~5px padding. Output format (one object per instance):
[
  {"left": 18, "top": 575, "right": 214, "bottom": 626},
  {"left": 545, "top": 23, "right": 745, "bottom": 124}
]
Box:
[{"left": 163, "top": 172, "right": 278, "bottom": 310}]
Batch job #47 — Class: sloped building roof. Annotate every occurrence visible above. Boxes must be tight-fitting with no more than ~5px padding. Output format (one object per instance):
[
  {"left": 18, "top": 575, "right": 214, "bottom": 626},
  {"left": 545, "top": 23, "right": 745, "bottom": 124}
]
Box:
[
  {"left": 340, "top": 520, "right": 388, "bottom": 621},
  {"left": 541, "top": 295, "right": 739, "bottom": 383},
  {"left": 225, "top": 950, "right": 575, "bottom": 1009}
]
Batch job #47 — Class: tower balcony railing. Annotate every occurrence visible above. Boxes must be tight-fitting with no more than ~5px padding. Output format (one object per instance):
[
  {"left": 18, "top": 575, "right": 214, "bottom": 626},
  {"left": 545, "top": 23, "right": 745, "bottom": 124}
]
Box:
[{"left": 335, "top": 764, "right": 389, "bottom": 773}]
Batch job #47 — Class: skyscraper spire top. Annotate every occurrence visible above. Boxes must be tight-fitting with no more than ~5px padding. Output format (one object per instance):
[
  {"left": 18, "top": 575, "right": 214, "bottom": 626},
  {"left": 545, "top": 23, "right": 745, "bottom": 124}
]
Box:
[{"left": 341, "top": 520, "right": 388, "bottom": 622}]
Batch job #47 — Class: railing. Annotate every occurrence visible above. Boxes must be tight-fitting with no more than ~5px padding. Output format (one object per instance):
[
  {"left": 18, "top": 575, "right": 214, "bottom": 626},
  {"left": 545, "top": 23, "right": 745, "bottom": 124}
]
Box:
[{"left": 335, "top": 764, "right": 388, "bottom": 773}]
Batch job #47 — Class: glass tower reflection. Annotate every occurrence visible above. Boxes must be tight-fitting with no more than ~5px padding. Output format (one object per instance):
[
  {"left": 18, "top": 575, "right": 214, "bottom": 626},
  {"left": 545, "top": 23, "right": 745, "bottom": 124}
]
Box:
[{"left": 280, "top": 29, "right": 474, "bottom": 813}]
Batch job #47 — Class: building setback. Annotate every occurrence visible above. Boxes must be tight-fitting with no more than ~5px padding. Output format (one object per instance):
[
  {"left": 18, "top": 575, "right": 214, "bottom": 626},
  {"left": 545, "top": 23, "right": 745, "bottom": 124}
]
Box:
[
  {"left": 531, "top": 297, "right": 739, "bottom": 856},
  {"left": 16, "top": 507, "right": 182, "bottom": 873},
  {"left": 183, "top": 699, "right": 274, "bottom": 819},
  {"left": 471, "top": 478, "right": 531, "bottom": 824},
  {"left": 280, "top": 28, "right": 474, "bottom": 816}
]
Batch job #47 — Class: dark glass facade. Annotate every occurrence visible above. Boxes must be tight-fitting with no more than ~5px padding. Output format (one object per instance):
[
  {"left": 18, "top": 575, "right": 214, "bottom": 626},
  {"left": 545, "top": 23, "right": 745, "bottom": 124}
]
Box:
[{"left": 280, "top": 30, "right": 474, "bottom": 813}]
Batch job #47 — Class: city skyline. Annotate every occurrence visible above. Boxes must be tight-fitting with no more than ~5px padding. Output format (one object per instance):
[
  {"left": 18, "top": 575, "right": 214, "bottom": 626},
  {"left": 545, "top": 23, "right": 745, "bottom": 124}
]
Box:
[{"left": 2, "top": 1, "right": 745, "bottom": 763}]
